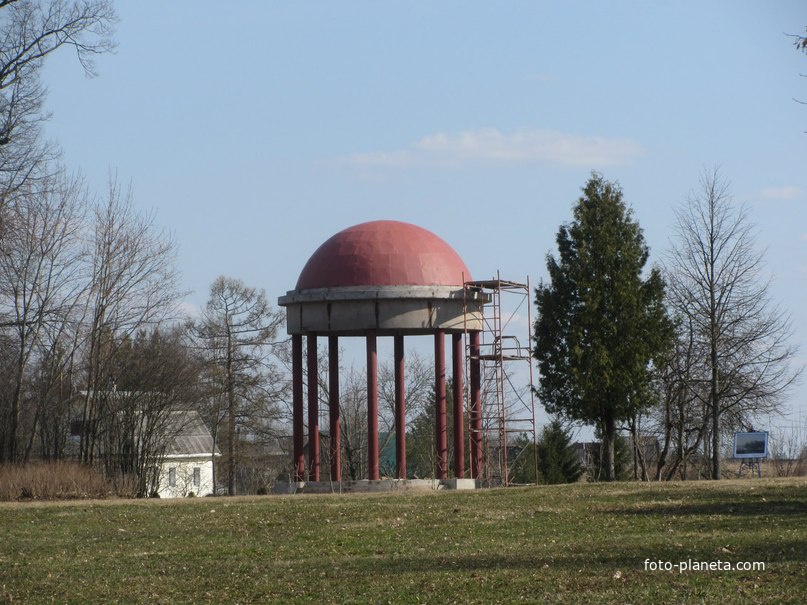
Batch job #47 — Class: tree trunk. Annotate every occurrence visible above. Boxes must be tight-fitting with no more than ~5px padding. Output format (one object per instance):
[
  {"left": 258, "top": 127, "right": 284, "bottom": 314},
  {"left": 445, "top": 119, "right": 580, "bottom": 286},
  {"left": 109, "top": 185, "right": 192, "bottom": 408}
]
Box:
[
  {"left": 603, "top": 416, "right": 616, "bottom": 481},
  {"left": 8, "top": 352, "right": 25, "bottom": 461},
  {"left": 654, "top": 393, "right": 672, "bottom": 481},
  {"left": 710, "top": 331, "right": 720, "bottom": 479},
  {"left": 708, "top": 193, "right": 721, "bottom": 481},
  {"left": 226, "top": 337, "right": 236, "bottom": 496},
  {"left": 210, "top": 421, "right": 218, "bottom": 495},
  {"left": 711, "top": 387, "right": 720, "bottom": 479}
]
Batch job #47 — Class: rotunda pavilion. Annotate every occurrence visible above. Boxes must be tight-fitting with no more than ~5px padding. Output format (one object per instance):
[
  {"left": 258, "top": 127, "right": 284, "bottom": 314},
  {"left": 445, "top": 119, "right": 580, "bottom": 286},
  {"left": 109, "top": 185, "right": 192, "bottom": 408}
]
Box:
[{"left": 278, "top": 220, "right": 487, "bottom": 485}]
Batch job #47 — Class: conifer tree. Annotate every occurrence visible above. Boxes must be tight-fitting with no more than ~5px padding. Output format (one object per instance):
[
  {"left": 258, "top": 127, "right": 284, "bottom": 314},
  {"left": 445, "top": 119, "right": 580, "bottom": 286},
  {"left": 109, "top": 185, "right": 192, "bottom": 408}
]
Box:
[
  {"left": 536, "top": 419, "right": 582, "bottom": 484},
  {"left": 534, "top": 173, "right": 671, "bottom": 481}
]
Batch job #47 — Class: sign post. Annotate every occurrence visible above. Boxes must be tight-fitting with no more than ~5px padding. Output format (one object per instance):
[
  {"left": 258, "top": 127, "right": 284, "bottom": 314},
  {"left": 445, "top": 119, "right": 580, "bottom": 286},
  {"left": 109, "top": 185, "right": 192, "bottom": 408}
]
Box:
[{"left": 734, "top": 431, "right": 768, "bottom": 478}]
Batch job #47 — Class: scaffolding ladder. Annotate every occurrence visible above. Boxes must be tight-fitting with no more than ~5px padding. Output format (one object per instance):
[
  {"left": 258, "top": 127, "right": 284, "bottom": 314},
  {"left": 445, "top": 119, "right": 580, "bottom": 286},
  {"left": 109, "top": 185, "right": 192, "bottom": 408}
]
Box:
[{"left": 464, "top": 273, "right": 538, "bottom": 486}]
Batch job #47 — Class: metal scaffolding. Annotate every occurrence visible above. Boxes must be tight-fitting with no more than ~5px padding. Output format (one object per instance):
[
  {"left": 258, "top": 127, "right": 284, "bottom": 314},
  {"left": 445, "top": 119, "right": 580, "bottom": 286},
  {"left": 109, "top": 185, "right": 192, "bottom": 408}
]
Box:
[{"left": 464, "top": 273, "right": 538, "bottom": 486}]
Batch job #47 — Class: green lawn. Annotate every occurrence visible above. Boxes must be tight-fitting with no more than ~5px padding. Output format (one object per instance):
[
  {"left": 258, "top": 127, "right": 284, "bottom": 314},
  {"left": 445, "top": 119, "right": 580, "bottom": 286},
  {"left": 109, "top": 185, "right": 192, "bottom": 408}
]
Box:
[{"left": 1, "top": 478, "right": 805, "bottom": 604}]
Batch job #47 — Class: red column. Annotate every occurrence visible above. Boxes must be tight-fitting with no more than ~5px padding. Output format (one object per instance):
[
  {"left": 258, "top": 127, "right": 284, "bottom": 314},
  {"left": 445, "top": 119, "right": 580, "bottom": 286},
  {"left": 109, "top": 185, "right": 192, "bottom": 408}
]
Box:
[
  {"left": 452, "top": 333, "right": 465, "bottom": 479},
  {"left": 367, "top": 333, "right": 379, "bottom": 480},
  {"left": 328, "top": 335, "right": 341, "bottom": 482},
  {"left": 292, "top": 334, "right": 305, "bottom": 482},
  {"left": 306, "top": 334, "right": 320, "bottom": 481},
  {"left": 470, "top": 331, "right": 482, "bottom": 479},
  {"left": 394, "top": 334, "right": 406, "bottom": 479},
  {"left": 434, "top": 330, "right": 447, "bottom": 480}
]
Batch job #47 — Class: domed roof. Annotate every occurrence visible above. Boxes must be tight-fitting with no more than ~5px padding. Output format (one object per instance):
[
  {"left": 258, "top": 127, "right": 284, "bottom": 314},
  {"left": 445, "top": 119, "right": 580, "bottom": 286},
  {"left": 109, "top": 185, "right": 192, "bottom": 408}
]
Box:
[{"left": 296, "top": 220, "right": 472, "bottom": 289}]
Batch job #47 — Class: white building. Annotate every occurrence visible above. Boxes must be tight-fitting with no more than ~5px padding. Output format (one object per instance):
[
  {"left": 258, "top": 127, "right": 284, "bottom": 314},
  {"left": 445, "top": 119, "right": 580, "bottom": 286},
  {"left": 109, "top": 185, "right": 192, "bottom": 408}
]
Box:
[{"left": 157, "top": 411, "right": 219, "bottom": 498}]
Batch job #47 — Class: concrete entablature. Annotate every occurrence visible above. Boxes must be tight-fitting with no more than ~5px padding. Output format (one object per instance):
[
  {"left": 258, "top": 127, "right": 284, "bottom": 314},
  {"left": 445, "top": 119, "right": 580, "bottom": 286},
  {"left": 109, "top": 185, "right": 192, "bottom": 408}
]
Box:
[{"left": 279, "top": 285, "right": 487, "bottom": 336}]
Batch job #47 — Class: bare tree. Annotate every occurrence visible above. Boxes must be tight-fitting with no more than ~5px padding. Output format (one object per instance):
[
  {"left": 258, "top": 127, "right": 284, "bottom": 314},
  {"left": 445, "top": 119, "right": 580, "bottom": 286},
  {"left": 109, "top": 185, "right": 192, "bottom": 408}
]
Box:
[
  {"left": 666, "top": 169, "right": 802, "bottom": 479},
  {"left": 377, "top": 349, "right": 433, "bottom": 476},
  {"left": 337, "top": 364, "right": 368, "bottom": 480},
  {"left": 0, "top": 1, "right": 116, "bottom": 207},
  {"left": 0, "top": 1, "right": 117, "bottom": 465},
  {"left": 649, "top": 318, "right": 710, "bottom": 480},
  {"left": 78, "top": 178, "right": 182, "bottom": 466},
  {"left": 794, "top": 27, "right": 807, "bottom": 82},
  {"left": 99, "top": 327, "right": 202, "bottom": 496},
  {"left": 378, "top": 350, "right": 433, "bottom": 426},
  {"left": 796, "top": 27, "right": 807, "bottom": 53},
  {"left": 193, "top": 276, "right": 283, "bottom": 495},
  {"left": 26, "top": 326, "right": 81, "bottom": 461},
  {"left": 769, "top": 422, "right": 807, "bottom": 478},
  {"left": 0, "top": 170, "right": 85, "bottom": 462},
  {"left": 325, "top": 353, "right": 435, "bottom": 481}
]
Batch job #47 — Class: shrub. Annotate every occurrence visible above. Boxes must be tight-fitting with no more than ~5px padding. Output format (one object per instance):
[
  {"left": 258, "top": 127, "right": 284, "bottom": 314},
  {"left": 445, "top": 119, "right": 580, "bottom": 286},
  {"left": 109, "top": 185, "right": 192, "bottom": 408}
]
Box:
[{"left": 0, "top": 461, "right": 116, "bottom": 501}]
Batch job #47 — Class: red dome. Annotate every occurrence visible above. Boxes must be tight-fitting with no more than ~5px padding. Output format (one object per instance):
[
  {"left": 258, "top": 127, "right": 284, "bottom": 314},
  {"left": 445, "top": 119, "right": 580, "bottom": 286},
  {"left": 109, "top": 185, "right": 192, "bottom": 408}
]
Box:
[{"left": 296, "top": 221, "right": 472, "bottom": 289}]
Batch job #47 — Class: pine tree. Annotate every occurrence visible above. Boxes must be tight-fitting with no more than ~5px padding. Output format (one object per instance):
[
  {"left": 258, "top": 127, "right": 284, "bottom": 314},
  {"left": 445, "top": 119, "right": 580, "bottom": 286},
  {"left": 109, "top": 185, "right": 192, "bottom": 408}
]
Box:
[
  {"left": 534, "top": 173, "right": 671, "bottom": 481},
  {"left": 536, "top": 419, "right": 582, "bottom": 484}
]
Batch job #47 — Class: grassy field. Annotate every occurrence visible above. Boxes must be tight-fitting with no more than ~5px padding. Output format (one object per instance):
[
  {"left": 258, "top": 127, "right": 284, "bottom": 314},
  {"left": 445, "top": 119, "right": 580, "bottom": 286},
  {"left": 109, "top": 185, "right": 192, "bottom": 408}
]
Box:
[{"left": 1, "top": 478, "right": 805, "bottom": 604}]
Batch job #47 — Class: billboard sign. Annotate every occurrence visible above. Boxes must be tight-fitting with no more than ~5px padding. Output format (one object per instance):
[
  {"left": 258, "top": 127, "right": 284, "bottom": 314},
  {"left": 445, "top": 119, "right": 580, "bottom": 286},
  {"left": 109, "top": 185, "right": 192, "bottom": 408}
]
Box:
[{"left": 733, "top": 431, "right": 768, "bottom": 459}]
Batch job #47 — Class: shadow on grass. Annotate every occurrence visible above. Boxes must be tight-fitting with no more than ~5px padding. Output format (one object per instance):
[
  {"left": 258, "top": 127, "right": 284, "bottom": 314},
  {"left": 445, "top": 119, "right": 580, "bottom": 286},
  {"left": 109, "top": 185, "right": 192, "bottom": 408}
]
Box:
[
  {"left": 298, "top": 537, "right": 807, "bottom": 577},
  {"left": 604, "top": 499, "right": 807, "bottom": 518}
]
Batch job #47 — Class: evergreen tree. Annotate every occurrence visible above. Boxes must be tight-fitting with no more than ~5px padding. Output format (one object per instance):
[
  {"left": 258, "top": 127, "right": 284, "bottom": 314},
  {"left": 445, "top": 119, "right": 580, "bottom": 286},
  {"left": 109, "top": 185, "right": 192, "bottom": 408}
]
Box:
[
  {"left": 536, "top": 419, "right": 582, "bottom": 484},
  {"left": 534, "top": 173, "right": 671, "bottom": 481}
]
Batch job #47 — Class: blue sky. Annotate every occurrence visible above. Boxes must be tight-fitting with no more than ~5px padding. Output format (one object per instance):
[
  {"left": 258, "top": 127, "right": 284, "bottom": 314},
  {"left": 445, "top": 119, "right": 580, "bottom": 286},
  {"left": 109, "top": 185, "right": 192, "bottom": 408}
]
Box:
[{"left": 41, "top": 2, "right": 806, "bottom": 431}]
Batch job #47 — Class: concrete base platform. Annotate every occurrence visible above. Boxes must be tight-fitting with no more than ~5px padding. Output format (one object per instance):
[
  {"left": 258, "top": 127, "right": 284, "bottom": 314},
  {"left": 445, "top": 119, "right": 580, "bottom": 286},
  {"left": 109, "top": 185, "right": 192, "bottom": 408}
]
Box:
[
  {"left": 273, "top": 478, "right": 479, "bottom": 495},
  {"left": 443, "top": 478, "right": 477, "bottom": 490}
]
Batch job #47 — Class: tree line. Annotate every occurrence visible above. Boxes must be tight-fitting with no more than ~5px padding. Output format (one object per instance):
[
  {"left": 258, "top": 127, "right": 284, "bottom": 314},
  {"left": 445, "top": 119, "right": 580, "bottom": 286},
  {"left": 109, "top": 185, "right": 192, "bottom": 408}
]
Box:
[
  {"left": 0, "top": 1, "right": 285, "bottom": 497},
  {"left": 1, "top": 3, "right": 803, "bottom": 494},
  {"left": 533, "top": 171, "right": 801, "bottom": 481}
]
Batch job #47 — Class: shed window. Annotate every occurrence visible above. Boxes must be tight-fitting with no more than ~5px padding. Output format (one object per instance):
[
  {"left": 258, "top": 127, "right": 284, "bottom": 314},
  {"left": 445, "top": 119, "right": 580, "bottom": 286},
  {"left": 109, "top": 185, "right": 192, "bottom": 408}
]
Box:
[
  {"left": 193, "top": 467, "right": 201, "bottom": 487},
  {"left": 168, "top": 467, "right": 176, "bottom": 487}
]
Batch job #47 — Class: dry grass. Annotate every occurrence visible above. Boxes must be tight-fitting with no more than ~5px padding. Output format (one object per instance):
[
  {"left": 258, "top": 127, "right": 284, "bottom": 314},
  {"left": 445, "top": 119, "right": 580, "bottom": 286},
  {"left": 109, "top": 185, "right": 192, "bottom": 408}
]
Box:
[{"left": 0, "top": 461, "right": 133, "bottom": 501}]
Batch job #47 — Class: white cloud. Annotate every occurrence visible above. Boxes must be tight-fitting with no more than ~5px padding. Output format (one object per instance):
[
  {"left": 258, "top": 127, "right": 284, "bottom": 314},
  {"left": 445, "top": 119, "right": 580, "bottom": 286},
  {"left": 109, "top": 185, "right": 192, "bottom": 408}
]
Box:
[
  {"left": 760, "top": 186, "right": 803, "bottom": 201},
  {"left": 345, "top": 128, "right": 645, "bottom": 169},
  {"left": 177, "top": 301, "right": 202, "bottom": 319}
]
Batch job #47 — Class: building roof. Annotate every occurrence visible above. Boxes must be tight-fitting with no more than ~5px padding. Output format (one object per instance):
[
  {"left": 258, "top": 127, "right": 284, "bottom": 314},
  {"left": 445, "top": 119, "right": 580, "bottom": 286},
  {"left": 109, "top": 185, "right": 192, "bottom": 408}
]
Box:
[
  {"left": 295, "top": 220, "right": 472, "bottom": 289},
  {"left": 164, "top": 410, "right": 218, "bottom": 457}
]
